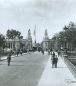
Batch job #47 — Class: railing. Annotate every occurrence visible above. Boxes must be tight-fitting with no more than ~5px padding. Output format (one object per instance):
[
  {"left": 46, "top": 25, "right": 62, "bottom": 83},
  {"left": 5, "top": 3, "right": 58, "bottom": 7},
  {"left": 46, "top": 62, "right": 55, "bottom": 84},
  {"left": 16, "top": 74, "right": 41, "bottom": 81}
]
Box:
[{"left": 64, "top": 56, "right": 76, "bottom": 78}]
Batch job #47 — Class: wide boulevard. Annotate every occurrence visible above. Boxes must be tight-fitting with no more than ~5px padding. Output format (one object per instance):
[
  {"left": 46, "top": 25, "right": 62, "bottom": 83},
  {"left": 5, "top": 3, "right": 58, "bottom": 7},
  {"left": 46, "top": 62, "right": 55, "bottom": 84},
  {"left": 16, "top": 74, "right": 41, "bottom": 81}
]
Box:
[{"left": 0, "top": 52, "right": 49, "bottom": 86}]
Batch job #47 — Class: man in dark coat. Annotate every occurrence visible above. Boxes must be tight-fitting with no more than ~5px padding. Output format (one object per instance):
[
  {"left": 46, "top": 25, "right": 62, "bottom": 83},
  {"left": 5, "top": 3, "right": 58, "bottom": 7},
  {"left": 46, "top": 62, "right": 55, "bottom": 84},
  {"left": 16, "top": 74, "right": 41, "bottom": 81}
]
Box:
[
  {"left": 7, "top": 53, "right": 11, "bottom": 66},
  {"left": 52, "top": 52, "right": 55, "bottom": 58},
  {"left": 54, "top": 55, "right": 58, "bottom": 68},
  {"left": 42, "top": 50, "right": 44, "bottom": 55},
  {"left": 51, "top": 52, "right": 55, "bottom": 68}
]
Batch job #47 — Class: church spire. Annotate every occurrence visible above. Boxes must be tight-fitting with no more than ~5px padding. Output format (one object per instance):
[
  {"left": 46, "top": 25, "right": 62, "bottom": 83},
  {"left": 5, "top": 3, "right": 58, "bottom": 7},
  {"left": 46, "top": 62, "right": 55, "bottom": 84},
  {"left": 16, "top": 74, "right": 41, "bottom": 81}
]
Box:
[
  {"left": 44, "top": 29, "right": 49, "bottom": 39},
  {"left": 27, "top": 29, "right": 32, "bottom": 50},
  {"left": 27, "top": 29, "right": 32, "bottom": 39},
  {"left": 42, "top": 29, "right": 49, "bottom": 51},
  {"left": 45, "top": 29, "right": 48, "bottom": 38}
]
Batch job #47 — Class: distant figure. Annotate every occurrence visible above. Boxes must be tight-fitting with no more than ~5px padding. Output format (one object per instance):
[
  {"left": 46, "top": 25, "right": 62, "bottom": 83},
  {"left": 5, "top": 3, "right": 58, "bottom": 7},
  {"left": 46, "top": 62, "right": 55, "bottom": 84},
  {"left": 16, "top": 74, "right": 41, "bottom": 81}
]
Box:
[
  {"left": 20, "top": 50, "right": 22, "bottom": 55},
  {"left": 58, "top": 51, "right": 60, "bottom": 57},
  {"left": 51, "top": 56, "right": 55, "bottom": 68},
  {"left": 48, "top": 49, "right": 50, "bottom": 55},
  {"left": 54, "top": 55, "right": 58, "bottom": 68},
  {"left": 42, "top": 50, "right": 44, "bottom": 55},
  {"left": 7, "top": 54, "right": 11, "bottom": 66},
  {"left": 51, "top": 52, "right": 55, "bottom": 68},
  {"left": 17, "top": 51, "right": 19, "bottom": 56},
  {"left": 27, "top": 49, "right": 29, "bottom": 54},
  {"left": 52, "top": 52, "right": 55, "bottom": 58},
  {"left": 0, "top": 54, "right": 1, "bottom": 63}
]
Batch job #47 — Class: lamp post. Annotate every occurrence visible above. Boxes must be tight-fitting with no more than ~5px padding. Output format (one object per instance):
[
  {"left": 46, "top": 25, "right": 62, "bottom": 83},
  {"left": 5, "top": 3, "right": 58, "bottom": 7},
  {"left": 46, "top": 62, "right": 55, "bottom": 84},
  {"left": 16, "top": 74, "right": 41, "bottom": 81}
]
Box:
[
  {"left": 58, "top": 37, "right": 61, "bottom": 50},
  {"left": 64, "top": 37, "right": 67, "bottom": 54}
]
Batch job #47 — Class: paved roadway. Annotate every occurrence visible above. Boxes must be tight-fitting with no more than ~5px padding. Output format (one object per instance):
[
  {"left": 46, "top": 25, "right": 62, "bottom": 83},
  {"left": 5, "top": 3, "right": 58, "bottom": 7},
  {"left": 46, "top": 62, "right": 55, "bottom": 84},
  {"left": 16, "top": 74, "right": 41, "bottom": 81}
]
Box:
[{"left": 0, "top": 52, "right": 49, "bottom": 86}]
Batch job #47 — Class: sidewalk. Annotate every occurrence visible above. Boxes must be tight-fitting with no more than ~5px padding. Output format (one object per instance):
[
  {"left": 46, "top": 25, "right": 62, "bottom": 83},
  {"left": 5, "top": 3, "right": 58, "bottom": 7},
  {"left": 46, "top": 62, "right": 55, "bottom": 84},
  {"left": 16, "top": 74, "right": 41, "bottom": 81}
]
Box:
[{"left": 38, "top": 55, "right": 76, "bottom": 86}]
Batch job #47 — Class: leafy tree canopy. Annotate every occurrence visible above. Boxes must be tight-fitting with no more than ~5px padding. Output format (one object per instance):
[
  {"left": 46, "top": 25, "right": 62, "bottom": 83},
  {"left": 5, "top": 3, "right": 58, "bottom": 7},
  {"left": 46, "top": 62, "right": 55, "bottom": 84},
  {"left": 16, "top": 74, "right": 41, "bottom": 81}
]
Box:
[
  {"left": 51, "top": 21, "right": 76, "bottom": 50},
  {"left": 6, "top": 29, "right": 23, "bottom": 39},
  {"left": 0, "top": 34, "right": 5, "bottom": 48}
]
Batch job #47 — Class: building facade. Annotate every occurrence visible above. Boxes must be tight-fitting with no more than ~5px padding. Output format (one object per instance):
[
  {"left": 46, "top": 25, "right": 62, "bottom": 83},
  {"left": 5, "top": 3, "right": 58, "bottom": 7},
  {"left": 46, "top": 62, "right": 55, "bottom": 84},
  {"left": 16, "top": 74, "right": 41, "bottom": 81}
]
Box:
[{"left": 5, "top": 29, "right": 32, "bottom": 51}]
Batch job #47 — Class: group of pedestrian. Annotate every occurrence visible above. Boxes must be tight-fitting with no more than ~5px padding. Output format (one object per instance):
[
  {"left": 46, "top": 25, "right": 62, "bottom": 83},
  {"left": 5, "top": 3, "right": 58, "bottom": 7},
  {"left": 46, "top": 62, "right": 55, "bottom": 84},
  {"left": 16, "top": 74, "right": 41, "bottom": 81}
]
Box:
[
  {"left": 51, "top": 52, "right": 58, "bottom": 68},
  {"left": 48, "top": 49, "right": 50, "bottom": 55}
]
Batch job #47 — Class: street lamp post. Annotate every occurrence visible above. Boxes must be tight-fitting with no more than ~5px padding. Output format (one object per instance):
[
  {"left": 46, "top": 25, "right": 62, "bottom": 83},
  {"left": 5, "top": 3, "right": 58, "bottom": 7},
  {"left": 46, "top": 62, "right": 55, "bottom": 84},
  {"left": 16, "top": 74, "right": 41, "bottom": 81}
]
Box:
[{"left": 64, "top": 37, "right": 67, "bottom": 54}]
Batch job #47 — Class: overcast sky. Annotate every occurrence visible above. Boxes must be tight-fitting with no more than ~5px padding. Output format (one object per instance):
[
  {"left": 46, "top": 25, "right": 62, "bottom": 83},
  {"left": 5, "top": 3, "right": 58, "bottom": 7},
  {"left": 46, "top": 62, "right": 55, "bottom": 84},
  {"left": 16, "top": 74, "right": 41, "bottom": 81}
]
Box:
[{"left": 0, "top": 0, "right": 76, "bottom": 42}]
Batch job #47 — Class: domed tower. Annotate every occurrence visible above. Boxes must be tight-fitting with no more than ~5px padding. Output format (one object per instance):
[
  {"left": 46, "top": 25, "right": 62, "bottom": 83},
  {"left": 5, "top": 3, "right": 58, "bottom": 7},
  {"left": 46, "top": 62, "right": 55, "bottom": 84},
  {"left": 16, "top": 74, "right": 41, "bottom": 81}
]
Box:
[
  {"left": 27, "top": 29, "right": 32, "bottom": 39},
  {"left": 27, "top": 29, "right": 32, "bottom": 50},
  {"left": 42, "top": 29, "right": 49, "bottom": 51}
]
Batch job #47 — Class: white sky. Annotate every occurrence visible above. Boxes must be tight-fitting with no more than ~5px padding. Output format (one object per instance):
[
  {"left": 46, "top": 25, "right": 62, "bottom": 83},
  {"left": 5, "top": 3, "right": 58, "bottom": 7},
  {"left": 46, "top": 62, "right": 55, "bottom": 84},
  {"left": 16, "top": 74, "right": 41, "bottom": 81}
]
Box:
[{"left": 0, "top": 0, "right": 76, "bottom": 42}]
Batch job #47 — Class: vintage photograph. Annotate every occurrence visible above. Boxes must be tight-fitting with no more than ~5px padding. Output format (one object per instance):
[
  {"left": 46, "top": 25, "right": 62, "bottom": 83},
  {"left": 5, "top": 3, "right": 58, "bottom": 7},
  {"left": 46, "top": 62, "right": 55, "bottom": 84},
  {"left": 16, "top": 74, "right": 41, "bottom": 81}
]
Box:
[{"left": 0, "top": 0, "right": 76, "bottom": 86}]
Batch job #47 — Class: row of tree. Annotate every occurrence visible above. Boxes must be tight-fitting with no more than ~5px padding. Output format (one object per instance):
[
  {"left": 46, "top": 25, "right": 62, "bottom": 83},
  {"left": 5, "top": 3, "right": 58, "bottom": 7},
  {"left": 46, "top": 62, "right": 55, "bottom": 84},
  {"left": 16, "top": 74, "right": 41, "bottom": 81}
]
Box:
[
  {"left": 0, "top": 29, "right": 23, "bottom": 49},
  {"left": 51, "top": 22, "right": 76, "bottom": 51}
]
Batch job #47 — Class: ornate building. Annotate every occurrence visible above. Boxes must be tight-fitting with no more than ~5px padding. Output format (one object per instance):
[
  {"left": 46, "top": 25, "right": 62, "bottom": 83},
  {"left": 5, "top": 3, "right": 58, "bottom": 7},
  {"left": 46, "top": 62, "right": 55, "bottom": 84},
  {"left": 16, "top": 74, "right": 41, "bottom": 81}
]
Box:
[
  {"left": 27, "top": 29, "right": 32, "bottom": 50},
  {"left": 5, "top": 37, "right": 28, "bottom": 51},
  {"left": 5, "top": 29, "right": 32, "bottom": 51},
  {"left": 42, "top": 29, "right": 50, "bottom": 51}
]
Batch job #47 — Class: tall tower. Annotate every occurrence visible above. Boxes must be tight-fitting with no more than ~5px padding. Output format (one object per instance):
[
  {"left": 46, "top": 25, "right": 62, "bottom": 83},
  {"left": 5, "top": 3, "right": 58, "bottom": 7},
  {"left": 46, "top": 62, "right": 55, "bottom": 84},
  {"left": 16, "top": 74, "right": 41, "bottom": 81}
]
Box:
[
  {"left": 28, "top": 29, "right": 32, "bottom": 39},
  {"left": 27, "top": 29, "right": 32, "bottom": 50},
  {"left": 44, "top": 29, "right": 49, "bottom": 39},
  {"left": 43, "top": 29, "right": 49, "bottom": 51}
]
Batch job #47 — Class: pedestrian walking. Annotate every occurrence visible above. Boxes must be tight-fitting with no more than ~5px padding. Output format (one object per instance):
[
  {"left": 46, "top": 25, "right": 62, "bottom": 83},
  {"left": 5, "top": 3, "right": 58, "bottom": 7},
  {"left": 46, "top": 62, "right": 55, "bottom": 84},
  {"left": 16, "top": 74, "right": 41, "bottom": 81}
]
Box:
[
  {"left": 7, "top": 53, "right": 11, "bottom": 66},
  {"left": 42, "top": 50, "right": 44, "bottom": 55},
  {"left": 0, "top": 54, "right": 1, "bottom": 64},
  {"left": 48, "top": 49, "right": 50, "bottom": 55},
  {"left": 20, "top": 50, "right": 22, "bottom": 55},
  {"left": 51, "top": 52, "right": 55, "bottom": 68},
  {"left": 17, "top": 51, "right": 19, "bottom": 56},
  {"left": 27, "top": 49, "right": 29, "bottom": 54},
  {"left": 54, "top": 55, "right": 58, "bottom": 68},
  {"left": 58, "top": 51, "right": 60, "bottom": 57},
  {"left": 52, "top": 52, "right": 55, "bottom": 58},
  {"left": 51, "top": 56, "right": 55, "bottom": 68}
]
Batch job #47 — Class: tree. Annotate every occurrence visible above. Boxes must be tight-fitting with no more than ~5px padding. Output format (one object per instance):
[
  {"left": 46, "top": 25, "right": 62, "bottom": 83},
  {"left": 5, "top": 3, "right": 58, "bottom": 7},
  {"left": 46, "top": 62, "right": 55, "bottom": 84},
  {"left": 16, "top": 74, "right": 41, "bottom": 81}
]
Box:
[
  {"left": 0, "top": 34, "right": 5, "bottom": 48},
  {"left": 52, "top": 21, "right": 76, "bottom": 51},
  {"left": 6, "top": 29, "right": 23, "bottom": 39}
]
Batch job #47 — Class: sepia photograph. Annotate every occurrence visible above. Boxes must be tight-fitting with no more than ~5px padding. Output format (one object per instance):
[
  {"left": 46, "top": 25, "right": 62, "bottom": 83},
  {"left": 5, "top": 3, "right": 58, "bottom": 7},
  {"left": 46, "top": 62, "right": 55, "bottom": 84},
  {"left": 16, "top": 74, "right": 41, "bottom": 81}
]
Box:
[{"left": 0, "top": 0, "right": 76, "bottom": 86}]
